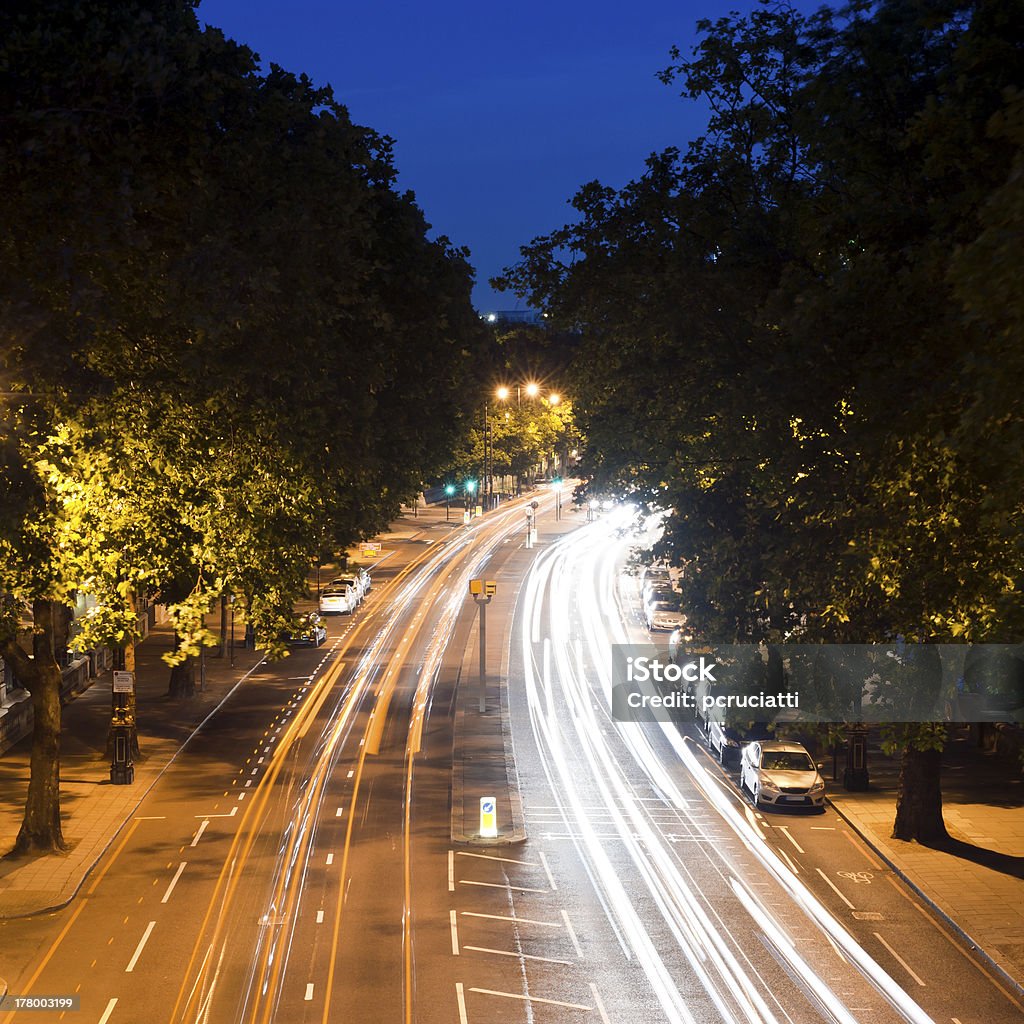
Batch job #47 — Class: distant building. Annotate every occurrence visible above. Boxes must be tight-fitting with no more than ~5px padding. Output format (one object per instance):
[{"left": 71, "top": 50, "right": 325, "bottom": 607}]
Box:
[{"left": 481, "top": 310, "right": 546, "bottom": 326}]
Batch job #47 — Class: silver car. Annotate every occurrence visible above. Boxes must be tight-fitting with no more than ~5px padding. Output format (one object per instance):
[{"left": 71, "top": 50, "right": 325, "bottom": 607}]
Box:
[
  {"left": 739, "top": 740, "right": 826, "bottom": 810},
  {"left": 319, "top": 585, "right": 357, "bottom": 615}
]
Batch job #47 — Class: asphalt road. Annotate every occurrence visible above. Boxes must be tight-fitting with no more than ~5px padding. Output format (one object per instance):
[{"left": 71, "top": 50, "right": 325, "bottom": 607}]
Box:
[{"left": 2, "top": 499, "right": 1023, "bottom": 1024}]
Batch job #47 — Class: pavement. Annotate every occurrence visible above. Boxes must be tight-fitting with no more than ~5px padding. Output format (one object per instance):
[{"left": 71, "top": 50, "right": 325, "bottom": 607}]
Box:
[
  {"left": 3, "top": 504, "right": 1024, "bottom": 1003},
  {"left": 828, "top": 726, "right": 1024, "bottom": 994}
]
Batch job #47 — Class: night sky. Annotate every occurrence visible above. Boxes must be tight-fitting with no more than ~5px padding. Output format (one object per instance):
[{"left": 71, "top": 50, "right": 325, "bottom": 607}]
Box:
[{"left": 197, "top": 2, "right": 742, "bottom": 312}]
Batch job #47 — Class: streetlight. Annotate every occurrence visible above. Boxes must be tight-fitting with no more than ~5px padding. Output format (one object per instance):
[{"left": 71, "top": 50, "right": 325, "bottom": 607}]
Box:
[{"left": 445, "top": 483, "right": 455, "bottom": 521}]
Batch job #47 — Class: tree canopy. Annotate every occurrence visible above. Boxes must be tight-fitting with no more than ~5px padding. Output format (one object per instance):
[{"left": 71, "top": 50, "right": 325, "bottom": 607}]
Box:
[{"left": 496, "top": 0, "right": 1024, "bottom": 840}]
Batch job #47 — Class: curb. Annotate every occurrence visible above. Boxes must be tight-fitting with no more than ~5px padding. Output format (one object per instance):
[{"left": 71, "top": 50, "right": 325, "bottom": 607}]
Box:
[
  {"left": 828, "top": 797, "right": 1024, "bottom": 1000},
  {"left": 0, "top": 654, "right": 267, "bottom": 921}
]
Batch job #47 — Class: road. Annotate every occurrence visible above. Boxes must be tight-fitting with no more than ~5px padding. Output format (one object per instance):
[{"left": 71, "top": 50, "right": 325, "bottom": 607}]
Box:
[{"left": 2, "top": 500, "right": 1022, "bottom": 1023}]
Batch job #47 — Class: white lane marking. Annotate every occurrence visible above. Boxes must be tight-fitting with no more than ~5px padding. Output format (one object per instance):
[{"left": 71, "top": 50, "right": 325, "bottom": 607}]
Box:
[
  {"left": 98, "top": 998, "right": 118, "bottom": 1024},
  {"left": 244, "top": 780, "right": 252, "bottom": 787},
  {"left": 238, "top": 793, "right": 245, "bottom": 801},
  {"left": 448, "top": 851, "right": 455, "bottom": 892},
  {"left": 456, "top": 983, "right": 469, "bottom": 1024},
  {"left": 133, "top": 816, "right": 166, "bottom": 820},
  {"left": 161, "top": 862, "right": 187, "bottom": 904},
  {"left": 196, "top": 808, "right": 237, "bottom": 818},
  {"left": 816, "top": 867, "right": 856, "bottom": 910},
  {"left": 316, "top": 910, "right": 325, "bottom": 924},
  {"left": 304, "top": 983, "right": 314, "bottom": 1001},
  {"left": 191, "top": 820, "right": 209, "bottom": 848},
  {"left": 456, "top": 851, "right": 536, "bottom": 866},
  {"left": 539, "top": 850, "right": 558, "bottom": 890},
  {"left": 450, "top": 910, "right": 460, "bottom": 955},
  {"left": 125, "top": 921, "right": 157, "bottom": 972},
  {"left": 469, "top": 987, "right": 592, "bottom": 1010},
  {"left": 336, "top": 807, "right": 344, "bottom": 817},
  {"left": 250, "top": 768, "right": 258, "bottom": 775},
  {"left": 811, "top": 826, "right": 836, "bottom": 830},
  {"left": 347, "top": 770, "right": 354, "bottom": 779},
  {"left": 777, "top": 825, "right": 805, "bottom": 853},
  {"left": 257, "top": 757, "right": 264, "bottom": 765},
  {"left": 326, "top": 853, "right": 334, "bottom": 865},
  {"left": 952, "top": 1018, "right": 963, "bottom": 1023},
  {"left": 463, "top": 946, "right": 572, "bottom": 966},
  {"left": 874, "top": 932, "right": 926, "bottom": 987},
  {"left": 561, "top": 910, "right": 583, "bottom": 959},
  {"left": 461, "top": 912, "right": 561, "bottom": 927},
  {"left": 590, "top": 983, "right": 611, "bottom": 1024},
  {"left": 776, "top": 846, "right": 800, "bottom": 875},
  {"left": 458, "top": 880, "right": 548, "bottom": 893}
]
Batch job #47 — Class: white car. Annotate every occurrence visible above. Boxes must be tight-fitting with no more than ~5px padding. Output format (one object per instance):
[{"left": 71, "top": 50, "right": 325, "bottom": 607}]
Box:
[
  {"left": 739, "top": 740, "right": 826, "bottom": 811},
  {"left": 319, "top": 585, "right": 357, "bottom": 615},
  {"left": 644, "top": 596, "right": 685, "bottom": 632},
  {"left": 330, "top": 575, "right": 364, "bottom": 603}
]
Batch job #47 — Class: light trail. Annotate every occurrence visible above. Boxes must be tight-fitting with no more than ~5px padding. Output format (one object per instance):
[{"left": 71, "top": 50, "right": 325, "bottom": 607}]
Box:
[{"left": 519, "top": 508, "right": 939, "bottom": 1024}]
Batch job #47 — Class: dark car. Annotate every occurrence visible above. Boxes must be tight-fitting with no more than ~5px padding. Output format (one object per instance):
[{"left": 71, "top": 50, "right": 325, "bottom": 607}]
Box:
[{"left": 282, "top": 612, "right": 327, "bottom": 647}]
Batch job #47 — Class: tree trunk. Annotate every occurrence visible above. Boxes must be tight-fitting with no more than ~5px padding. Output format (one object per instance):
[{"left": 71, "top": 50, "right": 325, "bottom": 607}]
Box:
[
  {"left": 892, "top": 744, "right": 948, "bottom": 843},
  {"left": 0, "top": 599, "right": 67, "bottom": 854},
  {"left": 167, "top": 633, "right": 196, "bottom": 698}
]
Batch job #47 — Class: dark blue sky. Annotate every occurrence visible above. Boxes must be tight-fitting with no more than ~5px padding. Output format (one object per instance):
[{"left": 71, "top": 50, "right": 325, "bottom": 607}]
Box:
[{"left": 198, "top": 1, "right": 734, "bottom": 311}]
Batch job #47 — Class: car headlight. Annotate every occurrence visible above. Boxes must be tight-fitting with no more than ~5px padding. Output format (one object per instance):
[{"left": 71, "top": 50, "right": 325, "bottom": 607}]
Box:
[
  {"left": 810, "top": 779, "right": 825, "bottom": 793},
  {"left": 759, "top": 777, "right": 780, "bottom": 792}
]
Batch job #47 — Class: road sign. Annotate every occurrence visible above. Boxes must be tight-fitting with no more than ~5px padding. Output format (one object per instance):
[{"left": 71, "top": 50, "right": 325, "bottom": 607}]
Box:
[
  {"left": 360, "top": 542, "right": 382, "bottom": 558},
  {"left": 530, "top": 500, "right": 539, "bottom": 509},
  {"left": 112, "top": 671, "right": 135, "bottom": 693},
  {"left": 479, "top": 796, "right": 497, "bottom": 838}
]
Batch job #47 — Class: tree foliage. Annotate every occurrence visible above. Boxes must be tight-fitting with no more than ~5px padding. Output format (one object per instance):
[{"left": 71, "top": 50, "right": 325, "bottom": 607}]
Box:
[
  {"left": 496, "top": 0, "right": 1024, "bottom": 841},
  {"left": 0, "top": 0, "right": 482, "bottom": 852}
]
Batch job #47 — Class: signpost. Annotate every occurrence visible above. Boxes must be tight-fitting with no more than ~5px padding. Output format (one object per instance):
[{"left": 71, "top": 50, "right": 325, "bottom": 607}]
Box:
[
  {"left": 468, "top": 579, "right": 496, "bottom": 712},
  {"left": 479, "top": 796, "right": 498, "bottom": 839},
  {"left": 110, "top": 671, "right": 135, "bottom": 785},
  {"left": 360, "top": 542, "right": 382, "bottom": 559}
]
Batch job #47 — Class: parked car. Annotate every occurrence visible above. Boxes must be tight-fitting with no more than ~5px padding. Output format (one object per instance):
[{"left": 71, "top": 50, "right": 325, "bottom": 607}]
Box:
[
  {"left": 707, "top": 719, "right": 747, "bottom": 764},
  {"left": 739, "top": 740, "right": 826, "bottom": 811},
  {"left": 283, "top": 612, "right": 328, "bottom": 646},
  {"left": 644, "top": 595, "right": 685, "bottom": 632},
  {"left": 319, "top": 585, "right": 357, "bottom": 615},
  {"left": 330, "top": 575, "right": 364, "bottom": 604}
]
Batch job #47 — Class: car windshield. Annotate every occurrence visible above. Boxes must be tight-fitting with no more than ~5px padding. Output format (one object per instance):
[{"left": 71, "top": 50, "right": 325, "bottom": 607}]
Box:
[
  {"left": 652, "top": 601, "right": 677, "bottom": 611},
  {"left": 761, "top": 751, "right": 814, "bottom": 771}
]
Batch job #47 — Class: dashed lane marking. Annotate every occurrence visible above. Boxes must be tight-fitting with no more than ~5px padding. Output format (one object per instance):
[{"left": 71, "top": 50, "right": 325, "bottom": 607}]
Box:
[
  {"left": 815, "top": 868, "right": 856, "bottom": 910},
  {"left": 463, "top": 946, "right": 572, "bottom": 966},
  {"left": 461, "top": 912, "right": 561, "bottom": 928},
  {"left": 456, "top": 851, "right": 536, "bottom": 866},
  {"left": 468, "top": 988, "right": 592, "bottom": 1011},
  {"left": 539, "top": 851, "right": 558, "bottom": 890},
  {"left": 456, "top": 983, "right": 469, "bottom": 1024},
  {"left": 161, "top": 863, "right": 187, "bottom": 904},
  {"left": 459, "top": 880, "right": 548, "bottom": 893},
  {"left": 589, "top": 983, "right": 611, "bottom": 1024},
  {"left": 125, "top": 921, "right": 156, "bottom": 973},
  {"left": 450, "top": 911, "right": 460, "bottom": 955},
  {"left": 874, "top": 932, "right": 926, "bottom": 987},
  {"left": 562, "top": 910, "right": 583, "bottom": 959},
  {"left": 98, "top": 999, "right": 117, "bottom": 1024},
  {"left": 777, "top": 825, "right": 805, "bottom": 854}
]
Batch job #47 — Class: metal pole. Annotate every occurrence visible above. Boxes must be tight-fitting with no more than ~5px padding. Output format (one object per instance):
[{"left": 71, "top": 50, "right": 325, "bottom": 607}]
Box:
[
  {"left": 446, "top": 495, "right": 450, "bottom": 521},
  {"left": 230, "top": 599, "right": 235, "bottom": 668},
  {"left": 478, "top": 599, "right": 487, "bottom": 712}
]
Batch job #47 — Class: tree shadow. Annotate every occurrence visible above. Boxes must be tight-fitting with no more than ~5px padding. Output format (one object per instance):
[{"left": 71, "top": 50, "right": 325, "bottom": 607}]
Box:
[{"left": 921, "top": 836, "right": 1024, "bottom": 879}]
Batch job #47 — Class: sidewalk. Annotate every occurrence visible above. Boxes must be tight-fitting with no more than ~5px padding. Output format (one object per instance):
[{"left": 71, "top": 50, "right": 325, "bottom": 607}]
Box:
[
  {"left": 0, "top": 621, "right": 266, "bottom": 918},
  {"left": 828, "top": 728, "right": 1024, "bottom": 993}
]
